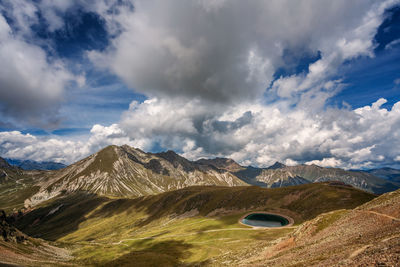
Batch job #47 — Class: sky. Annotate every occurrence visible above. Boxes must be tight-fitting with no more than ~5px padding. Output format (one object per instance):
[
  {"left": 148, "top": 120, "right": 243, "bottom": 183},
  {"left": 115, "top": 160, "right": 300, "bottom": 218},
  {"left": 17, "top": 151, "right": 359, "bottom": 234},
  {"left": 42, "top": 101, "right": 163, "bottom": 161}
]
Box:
[{"left": 0, "top": 0, "right": 400, "bottom": 169}]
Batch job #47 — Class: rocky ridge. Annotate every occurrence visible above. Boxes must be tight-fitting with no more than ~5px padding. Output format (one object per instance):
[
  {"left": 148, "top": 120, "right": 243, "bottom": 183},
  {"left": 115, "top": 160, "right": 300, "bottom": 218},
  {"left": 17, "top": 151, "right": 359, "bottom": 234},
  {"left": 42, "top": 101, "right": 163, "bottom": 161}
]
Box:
[{"left": 25, "top": 145, "right": 247, "bottom": 206}]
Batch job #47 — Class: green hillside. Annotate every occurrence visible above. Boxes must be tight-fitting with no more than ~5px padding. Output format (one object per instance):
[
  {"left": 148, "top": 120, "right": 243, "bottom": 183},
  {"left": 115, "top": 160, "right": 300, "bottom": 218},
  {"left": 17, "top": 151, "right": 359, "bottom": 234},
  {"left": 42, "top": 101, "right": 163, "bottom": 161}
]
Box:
[{"left": 15, "top": 183, "right": 374, "bottom": 266}]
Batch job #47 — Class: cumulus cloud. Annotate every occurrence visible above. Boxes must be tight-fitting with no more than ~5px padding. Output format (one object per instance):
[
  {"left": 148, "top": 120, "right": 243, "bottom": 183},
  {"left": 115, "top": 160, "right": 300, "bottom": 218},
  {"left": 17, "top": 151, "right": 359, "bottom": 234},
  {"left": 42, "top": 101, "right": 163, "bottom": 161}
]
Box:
[
  {"left": 90, "top": 0, "right": 387, "bottom": 104},
  {"left": 1, "top": 98, "right": 400, "bottom": 169},
  {"left": 1, "top": 0, "right": 400, "bottom": 169},
  {"left": 118, "top": 98, "right": 400, "bottom": 169},
  {"left": 0, "top": 124, "right": 136, "bottom": 163},
  {"left": 0, "top": 3, "right": 84, "bottom": 127}
]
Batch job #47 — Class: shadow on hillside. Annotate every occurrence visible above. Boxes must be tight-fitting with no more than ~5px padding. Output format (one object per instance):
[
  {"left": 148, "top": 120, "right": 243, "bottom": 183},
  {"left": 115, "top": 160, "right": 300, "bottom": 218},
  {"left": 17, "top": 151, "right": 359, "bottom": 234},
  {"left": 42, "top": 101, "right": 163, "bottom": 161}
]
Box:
[
  {"left": 16, "top": 184, "right": 375, "bottom": 242},
  {"left": 16, "top": 193, "right": 108, "bottom": 241},
  {"left": 99, "top": 239, "right": 208, "bottom": 267}
]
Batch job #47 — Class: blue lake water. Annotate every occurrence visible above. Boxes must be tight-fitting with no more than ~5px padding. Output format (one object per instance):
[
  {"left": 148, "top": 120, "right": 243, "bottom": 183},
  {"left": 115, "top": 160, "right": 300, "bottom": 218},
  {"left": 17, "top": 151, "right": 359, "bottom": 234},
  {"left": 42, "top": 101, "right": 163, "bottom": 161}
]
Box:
[{"left": 241, "top": 213, "right": 289, "bottom": 227}]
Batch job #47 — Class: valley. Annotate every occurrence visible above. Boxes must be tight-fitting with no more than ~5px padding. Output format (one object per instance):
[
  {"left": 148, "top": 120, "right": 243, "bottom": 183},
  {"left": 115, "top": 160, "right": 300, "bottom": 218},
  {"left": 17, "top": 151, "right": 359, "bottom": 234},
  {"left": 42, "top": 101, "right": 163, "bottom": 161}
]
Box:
[
  {"left": 0, "top": 145, "right": 399, "bottom": 266},
  {"left": 4, "top": 183, "right": 376, "bottom": 266}
]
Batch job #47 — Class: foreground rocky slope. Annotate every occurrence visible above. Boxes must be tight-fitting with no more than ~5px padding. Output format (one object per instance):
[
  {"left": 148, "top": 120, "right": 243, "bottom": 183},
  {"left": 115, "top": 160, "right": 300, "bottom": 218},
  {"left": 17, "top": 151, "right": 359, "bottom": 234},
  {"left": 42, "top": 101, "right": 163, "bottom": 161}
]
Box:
[
  {"left": 242, "top": 188, "right": 400, "bottom": 266},
  {"left": 25, "top": 145, "right": 246, "bottom": 206}
]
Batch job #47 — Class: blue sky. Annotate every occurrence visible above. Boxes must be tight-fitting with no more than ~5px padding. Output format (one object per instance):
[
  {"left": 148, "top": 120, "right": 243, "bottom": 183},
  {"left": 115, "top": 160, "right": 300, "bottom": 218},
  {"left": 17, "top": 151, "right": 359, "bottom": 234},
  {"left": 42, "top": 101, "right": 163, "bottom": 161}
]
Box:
[{"left": 0, "top": 0, "right": 400, "bottom": 169}]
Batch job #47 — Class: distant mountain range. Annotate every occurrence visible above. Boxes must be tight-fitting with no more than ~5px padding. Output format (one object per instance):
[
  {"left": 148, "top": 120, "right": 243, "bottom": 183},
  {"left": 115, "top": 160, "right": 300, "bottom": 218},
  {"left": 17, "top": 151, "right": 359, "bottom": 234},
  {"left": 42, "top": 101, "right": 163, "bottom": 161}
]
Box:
[
  {"left": 199, "top": 157, "right": 398, "bottom": 194},
  {"left": 366, "top": 167, "right": 400, "bottom": 183},
  {"left": 0, "top": 145, "right": 399, "bottom": 209},
  {"left": 5, "top": 159, "right": 66, "bottom": 171}
]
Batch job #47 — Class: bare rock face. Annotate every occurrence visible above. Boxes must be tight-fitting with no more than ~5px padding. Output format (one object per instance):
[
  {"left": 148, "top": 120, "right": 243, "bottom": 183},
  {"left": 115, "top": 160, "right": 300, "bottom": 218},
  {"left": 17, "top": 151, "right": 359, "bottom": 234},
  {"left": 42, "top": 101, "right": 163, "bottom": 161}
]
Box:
[{"left": 26, "top": 145, "right": 247, "bottom": 207}]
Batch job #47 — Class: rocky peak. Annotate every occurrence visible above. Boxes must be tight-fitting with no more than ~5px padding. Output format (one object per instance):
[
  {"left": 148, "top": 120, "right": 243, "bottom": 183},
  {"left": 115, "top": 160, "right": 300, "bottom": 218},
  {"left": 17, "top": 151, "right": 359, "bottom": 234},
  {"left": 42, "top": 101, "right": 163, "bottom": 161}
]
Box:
[
  {"left": 267, "top": 161, "right": 286, "bottom": 169},
  {"left": 196, "top": 157, "right": 244, "bottom": 172},
  {"left": 156, "top": 150, "right": 195, "bottom": 172}
]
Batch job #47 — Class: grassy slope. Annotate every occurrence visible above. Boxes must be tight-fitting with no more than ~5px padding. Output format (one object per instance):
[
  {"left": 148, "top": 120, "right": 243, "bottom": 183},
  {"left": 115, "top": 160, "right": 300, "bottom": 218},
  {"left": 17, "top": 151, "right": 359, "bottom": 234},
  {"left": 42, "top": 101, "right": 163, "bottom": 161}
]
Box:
[
  {"left": 0, "top": 169, "right": 42, "bottom": 213},
  {"left": 15, "top": 183, "right": 375, "bottom": 266}
]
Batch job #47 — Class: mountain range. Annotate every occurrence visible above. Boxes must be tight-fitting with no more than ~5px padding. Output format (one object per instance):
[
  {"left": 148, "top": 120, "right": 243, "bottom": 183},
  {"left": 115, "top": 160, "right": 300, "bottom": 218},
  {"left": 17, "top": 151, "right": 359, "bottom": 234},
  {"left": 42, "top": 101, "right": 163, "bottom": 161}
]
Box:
[
  {"left": 5, "top": 158, "right": 66, "bottom": 171},
  {"left": 1, "top": 144, "right": 400, "bottom": 266},
  {"left": 0, "top": 144, "right": 399, "bottom": 210}
]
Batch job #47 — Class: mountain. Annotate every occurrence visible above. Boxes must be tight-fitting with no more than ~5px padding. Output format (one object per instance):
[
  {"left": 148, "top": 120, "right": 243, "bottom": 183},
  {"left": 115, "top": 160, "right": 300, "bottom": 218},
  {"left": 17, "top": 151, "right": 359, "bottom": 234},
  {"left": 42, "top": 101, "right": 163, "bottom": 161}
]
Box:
[
  {"left": 267, "top": 161, "right": 287, "bottom": 169},
  {"left": 282, "top": 164, "right": 399, "bottom": 194},
  {"left": 366, "top": 167, "right": 400, "bottom": 183},
  {"left": 195, "top": 157, "right": 244, "bottom": 172},
  {"left": 5, "top": 158, "right": 66, "bottom": 170},
  {"left": 25, "top": 145, "right": 247, "bottom": 207},
  {"left": 2, "top": 147, "right": 399, "bottom": 211},
  {"left": 1, "top": 146, "right": 398, "bottom": 266},
  {"left": 234, "top": 166, "right": 310, "bottom": 188},
  {"left": 231, "top": 162, "right": 398, "bottom": 194}
]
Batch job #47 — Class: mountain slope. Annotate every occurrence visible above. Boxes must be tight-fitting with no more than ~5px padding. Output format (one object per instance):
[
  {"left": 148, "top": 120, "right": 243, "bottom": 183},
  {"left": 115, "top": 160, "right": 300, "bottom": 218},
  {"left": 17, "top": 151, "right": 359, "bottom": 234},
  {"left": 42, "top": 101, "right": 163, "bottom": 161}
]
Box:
[
  {"left": 367, "top": 167, "right": 400, "bottom": 183},
  {"left": 195, "top": 157, "right": 245, "bottom": 172},
  {"left": 0, "top": 210, "right": 71, "bottom": 266},
  {"left": 14, "top": 183, "right": 375, "bottom": 266},
  {"left": 243, "top": 187, "right": 400, "bottom": 266},
  {"left": 283, "top": 164, "right": 398, "bottom": 194},
  {"left": 25, "top": 145, "right": 247, "bottom": 206},
  {"left": 234, "top": 166, "right": 310, "bottom": 188},
  {"left": 229, "top": 161, "right": 398, "bottom": 194},
  {"left": 0, "top": 157, "right": 42, "bottom": 213}
]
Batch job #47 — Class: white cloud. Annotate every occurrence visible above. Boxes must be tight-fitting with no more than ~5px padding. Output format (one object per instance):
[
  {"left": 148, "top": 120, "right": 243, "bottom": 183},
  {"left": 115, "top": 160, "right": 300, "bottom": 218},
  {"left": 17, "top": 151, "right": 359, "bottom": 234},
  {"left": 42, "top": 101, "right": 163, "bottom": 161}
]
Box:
[
  {"left": 117, "top": 97, "right": 400, "bottom": 169},
  {"left": 0, "top": 124, "right": 136, "bottom": 163},
  {"left": 1, "top": 98, "right": 400, "bottom": 169},
  {"left": 1, "top": 0, "right": 400, "bottom": 170},
  {"left": 305, "top": 158, "right": 344, "bottom": 168},
  {"left": 385, "top": 39, "right": 400, "bottom": 50},
  {"left": 0, "top": 7, "right": 83, "bottom": 127},
  {"left": 90, "top": 0, "right": 388, "bottom": 104}
]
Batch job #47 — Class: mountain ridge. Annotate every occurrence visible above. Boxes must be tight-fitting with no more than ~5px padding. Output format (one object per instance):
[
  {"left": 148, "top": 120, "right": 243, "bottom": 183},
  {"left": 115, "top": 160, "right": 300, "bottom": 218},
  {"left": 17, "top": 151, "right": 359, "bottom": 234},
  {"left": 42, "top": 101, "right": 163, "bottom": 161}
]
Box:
[
  {"left": 1, "top": 146, "right": 399, "bottom": 210},
  {"left": 24, "top": 145, "right": 247, "bottom": 207}
]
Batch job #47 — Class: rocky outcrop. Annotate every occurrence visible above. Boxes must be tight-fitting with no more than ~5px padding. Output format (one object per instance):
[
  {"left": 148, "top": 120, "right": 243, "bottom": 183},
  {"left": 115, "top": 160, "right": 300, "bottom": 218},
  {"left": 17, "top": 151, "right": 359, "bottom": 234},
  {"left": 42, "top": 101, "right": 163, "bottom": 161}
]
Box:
[{"left": 0, "top": 210, "right": 26, "bottom": 243}]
